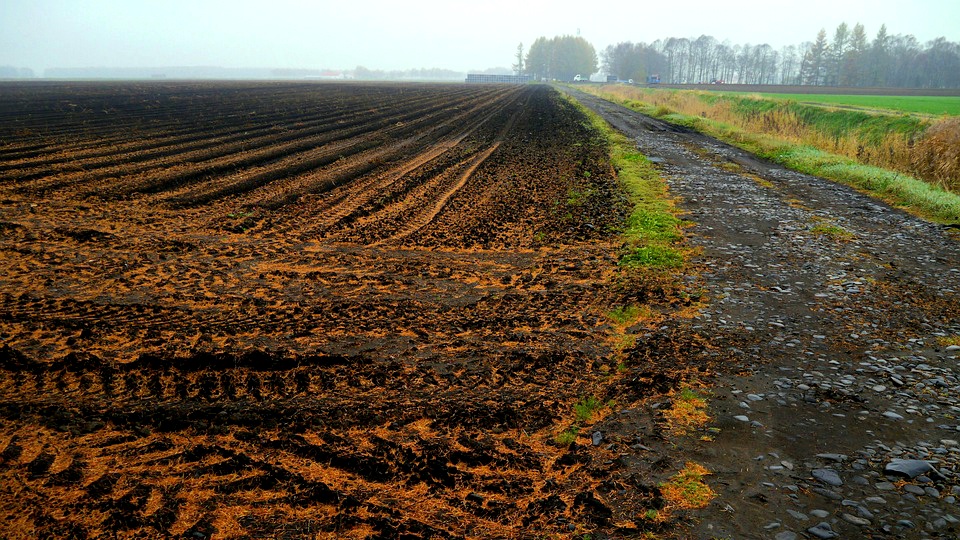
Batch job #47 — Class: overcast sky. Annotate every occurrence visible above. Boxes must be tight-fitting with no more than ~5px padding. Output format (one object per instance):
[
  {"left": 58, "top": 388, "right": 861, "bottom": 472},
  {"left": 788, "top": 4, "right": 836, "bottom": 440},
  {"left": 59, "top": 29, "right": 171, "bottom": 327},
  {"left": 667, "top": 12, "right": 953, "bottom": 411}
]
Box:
[{"left": 2, "top": 0, "right": 958, "bottom": 73}]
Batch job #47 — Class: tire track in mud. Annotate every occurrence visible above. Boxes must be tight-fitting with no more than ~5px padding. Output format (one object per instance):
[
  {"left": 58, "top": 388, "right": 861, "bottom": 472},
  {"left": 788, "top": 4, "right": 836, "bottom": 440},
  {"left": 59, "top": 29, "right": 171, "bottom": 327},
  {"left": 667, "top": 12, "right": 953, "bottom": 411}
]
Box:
[
  {"left": 157, "top": 89, "right": 501, "bottom": 208},
  {"left": 237, "top": 89, "right": 520, "bottom": 214},
  {"left": 371, "top": 95, "right": 526, "bottom": 247},
  {"left": 103, "top": 94, "right": 480, "bottom": 201},
  {"left": 2, "top": 84, "right": 489, "bottom": 199},
  {"left": 373, "top": 143, "right": 503, "bottom": 246},
  {"left": 0, "top": 83, "right": 331, "bottom": 168}
]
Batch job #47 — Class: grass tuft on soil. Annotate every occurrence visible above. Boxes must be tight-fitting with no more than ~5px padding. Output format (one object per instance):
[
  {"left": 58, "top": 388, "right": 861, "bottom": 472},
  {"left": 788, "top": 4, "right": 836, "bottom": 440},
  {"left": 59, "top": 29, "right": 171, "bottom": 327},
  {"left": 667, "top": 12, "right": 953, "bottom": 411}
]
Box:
[
  {"left": 810, "top": 219, "right": 855, "bottom": 241},
  {"left": 661, "top": 387, "right": 710, "bottom": 437},
  {"left": 938, "top": 336, "right": 960, "bottom": 347},
  {"left": 573, "top": 395, "right": 605, "bottom": 423},
  {"left": 554, "top": 395, "right": 610, "bottom": 446},
  {"left": 659, "top": 462, "right": 716, "bottom": 511}
]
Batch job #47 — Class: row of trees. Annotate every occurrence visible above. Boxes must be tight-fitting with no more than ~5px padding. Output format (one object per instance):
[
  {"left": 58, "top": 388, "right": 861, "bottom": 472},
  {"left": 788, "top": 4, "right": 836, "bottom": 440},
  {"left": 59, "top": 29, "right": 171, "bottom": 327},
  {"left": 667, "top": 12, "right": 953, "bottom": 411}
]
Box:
[
  {"left": 353, "top": 66, "right": 468, "bottom": 81},
  {"left": 598, "top": 24, "right": 960, "bottom": 88},
  {"left": 0, "top": 66, "right": 35, "bottom": 78}
]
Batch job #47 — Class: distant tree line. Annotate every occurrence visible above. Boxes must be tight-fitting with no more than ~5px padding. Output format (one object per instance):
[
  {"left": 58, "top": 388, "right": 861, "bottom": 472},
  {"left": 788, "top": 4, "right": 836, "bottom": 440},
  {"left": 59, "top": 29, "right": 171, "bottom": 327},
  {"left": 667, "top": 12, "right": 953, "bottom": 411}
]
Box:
[
  {"left": 352, "top": 66, "right": 467, "bottom": 81},
  {"left": 599, "top": 24, "right": 960, "bottom": 88},
  {"left": 524, "top": 36, "right": 598, "bottom": 81},
  {"left": 0, "top": 66, "right": 35, "bottom": 78}
]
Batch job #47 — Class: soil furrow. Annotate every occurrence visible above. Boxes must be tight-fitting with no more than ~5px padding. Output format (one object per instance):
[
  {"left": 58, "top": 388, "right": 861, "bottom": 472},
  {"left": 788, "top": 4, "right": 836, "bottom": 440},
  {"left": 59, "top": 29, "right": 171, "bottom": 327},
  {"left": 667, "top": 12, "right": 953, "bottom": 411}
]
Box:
[{"left": 0, "top": 82, "right": 692, "bottom": 539}]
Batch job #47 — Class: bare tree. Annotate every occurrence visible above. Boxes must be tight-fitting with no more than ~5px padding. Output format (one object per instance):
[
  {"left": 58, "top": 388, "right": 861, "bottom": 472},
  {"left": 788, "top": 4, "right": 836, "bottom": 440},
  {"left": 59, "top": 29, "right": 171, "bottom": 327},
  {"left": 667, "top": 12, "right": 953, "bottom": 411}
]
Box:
[
  {"left": 920, "top": 38, "right": 960, "bottom": 88},
  {"left": 780, "top": 45, "right": 800, "bottom": 84},
  {"left": 887, "top": 34, "right": 920, "bottom": 87}
]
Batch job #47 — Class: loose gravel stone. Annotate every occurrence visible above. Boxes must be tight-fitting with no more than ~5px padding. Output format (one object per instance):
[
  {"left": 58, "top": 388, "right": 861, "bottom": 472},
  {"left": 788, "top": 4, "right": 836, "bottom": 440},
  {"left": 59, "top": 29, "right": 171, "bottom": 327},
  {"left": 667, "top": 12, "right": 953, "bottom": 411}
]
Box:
[
  {"left": 842, "top": 512, "right": 871, "bottom": 526},
  {"left": 812, "top": 488, "right": 843, "bottom": 500},
  {"left": 786, "top": 509, "right": 808, "bottom": 521},
  {"left": 904, "top": 484, "right": 926, "bottom": 496},
  {"left": 812, "top": 468, "right": 843, "bottom": 487},
  {"left": 591, "top": 431, "right": 603, "bottom": 446},
  {"left": 885, "top": 459, "right": 939, "bottom": 479},
  {"left": 807, "top": 522, "right": 839, "bottom": 539}
]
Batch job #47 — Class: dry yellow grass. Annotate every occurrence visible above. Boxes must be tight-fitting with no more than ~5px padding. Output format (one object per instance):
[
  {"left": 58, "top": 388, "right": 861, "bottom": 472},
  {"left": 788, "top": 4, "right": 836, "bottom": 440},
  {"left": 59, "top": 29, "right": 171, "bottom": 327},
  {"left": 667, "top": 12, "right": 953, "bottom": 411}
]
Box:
[
  {"left": 659, "top": 462, "right": 715, "bottom": 510},
  {"left": 661, "top": 387, "right": 710, "bottom": 437},
  {"left": 912, "top": 117, "right": 960, "bottom": 192},
  {"left": 594, "top": 85, "right": 959, "bottom": 193},
  {"left": 642, "top": 461, "right": 716, "bottom": 523}
]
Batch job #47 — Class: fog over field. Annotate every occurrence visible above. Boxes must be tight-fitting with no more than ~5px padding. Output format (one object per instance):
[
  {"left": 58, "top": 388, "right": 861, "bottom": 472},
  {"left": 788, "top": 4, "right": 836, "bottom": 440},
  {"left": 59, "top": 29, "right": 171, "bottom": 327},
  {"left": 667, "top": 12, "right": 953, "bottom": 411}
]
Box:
[{"left": 1, "top": 0, "right": 958, "bottom": 75}]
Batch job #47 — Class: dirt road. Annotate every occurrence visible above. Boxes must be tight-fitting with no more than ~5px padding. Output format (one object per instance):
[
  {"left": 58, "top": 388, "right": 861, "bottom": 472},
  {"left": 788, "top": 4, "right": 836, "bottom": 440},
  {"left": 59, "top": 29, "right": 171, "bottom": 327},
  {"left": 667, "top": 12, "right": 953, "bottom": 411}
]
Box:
[{"left": 566, "top": 88, "right": 960, "bottom": 538}]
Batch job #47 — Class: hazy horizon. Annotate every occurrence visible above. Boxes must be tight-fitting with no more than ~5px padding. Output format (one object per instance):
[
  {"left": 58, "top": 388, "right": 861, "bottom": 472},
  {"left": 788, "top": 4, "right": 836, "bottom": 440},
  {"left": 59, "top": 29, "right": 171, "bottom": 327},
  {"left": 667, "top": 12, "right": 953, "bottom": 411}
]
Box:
[{"left": 2, "top": 0, "right": 958, "bottom": 75}]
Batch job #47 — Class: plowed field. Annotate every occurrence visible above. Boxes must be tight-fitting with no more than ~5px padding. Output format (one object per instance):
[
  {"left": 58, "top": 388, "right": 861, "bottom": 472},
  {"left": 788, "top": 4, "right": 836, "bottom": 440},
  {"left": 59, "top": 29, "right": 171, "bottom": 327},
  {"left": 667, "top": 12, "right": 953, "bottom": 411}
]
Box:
[{"left": 0, "top": 82, "right": 702, "bottom": 538}]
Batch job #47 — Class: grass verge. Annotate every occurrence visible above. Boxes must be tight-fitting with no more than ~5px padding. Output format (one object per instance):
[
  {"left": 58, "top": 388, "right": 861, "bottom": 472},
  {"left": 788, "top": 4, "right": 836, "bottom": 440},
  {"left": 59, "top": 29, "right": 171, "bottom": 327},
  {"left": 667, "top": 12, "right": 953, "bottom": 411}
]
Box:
[
  {"left": 584, "top": 86, "right": 960, "bottom": 226},
  {"left": 562, "top": 92, "right": 691, "bottom": 269}
]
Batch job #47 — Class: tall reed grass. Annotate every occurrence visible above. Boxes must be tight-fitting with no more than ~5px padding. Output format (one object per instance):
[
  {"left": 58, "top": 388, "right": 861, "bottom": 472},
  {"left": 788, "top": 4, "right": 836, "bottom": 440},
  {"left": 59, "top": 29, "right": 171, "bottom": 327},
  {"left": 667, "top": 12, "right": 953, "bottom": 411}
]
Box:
[
  {"left": 594, "top": 85, "right": 959, "bottom": 193},
  {"left": 912, "top": 117, "right": 960, "bottom": 192}
]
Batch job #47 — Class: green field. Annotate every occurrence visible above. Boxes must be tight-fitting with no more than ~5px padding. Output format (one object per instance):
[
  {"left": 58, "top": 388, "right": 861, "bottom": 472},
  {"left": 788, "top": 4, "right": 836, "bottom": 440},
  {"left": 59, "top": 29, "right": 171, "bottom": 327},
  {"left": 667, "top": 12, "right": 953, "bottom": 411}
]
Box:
[{"left": 721, "top": 92, "right": 960, "bottom": 116}]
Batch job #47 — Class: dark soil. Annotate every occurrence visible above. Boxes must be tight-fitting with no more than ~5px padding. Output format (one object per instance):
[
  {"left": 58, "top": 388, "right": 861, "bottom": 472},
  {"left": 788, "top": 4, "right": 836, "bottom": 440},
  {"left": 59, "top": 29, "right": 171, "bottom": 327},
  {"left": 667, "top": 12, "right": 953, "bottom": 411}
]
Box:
[{"left": 0, "top": 82, "right": 711, "bottom": 538}]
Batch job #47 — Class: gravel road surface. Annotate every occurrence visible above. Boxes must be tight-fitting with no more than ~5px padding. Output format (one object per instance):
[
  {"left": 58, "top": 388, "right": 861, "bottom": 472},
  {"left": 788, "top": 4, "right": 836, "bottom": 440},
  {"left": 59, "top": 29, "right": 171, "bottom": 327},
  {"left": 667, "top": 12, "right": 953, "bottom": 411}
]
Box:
[{"left": 567, "top": 88, "right": 960, "bottom": 539}]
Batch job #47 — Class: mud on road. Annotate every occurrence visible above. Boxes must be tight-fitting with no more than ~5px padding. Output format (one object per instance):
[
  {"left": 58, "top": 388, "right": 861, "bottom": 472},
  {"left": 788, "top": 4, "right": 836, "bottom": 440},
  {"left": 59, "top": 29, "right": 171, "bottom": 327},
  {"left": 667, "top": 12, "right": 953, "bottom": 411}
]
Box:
[{"left": 568, "top": 88, "right": 960, "bottom": 538}]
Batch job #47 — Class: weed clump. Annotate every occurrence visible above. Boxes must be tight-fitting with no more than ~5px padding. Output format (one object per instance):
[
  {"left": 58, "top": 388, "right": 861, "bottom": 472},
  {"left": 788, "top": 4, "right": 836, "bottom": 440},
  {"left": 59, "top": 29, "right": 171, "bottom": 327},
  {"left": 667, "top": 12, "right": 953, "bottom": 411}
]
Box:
[
  {"left": 912, "top": 117, "right": 960, "bottom": 193},
  {"left": 659, "top": 462, "right": 715, "bottom": 510},
  {"left": 661, "top": 387, "right": 710, "bottom": 436}
]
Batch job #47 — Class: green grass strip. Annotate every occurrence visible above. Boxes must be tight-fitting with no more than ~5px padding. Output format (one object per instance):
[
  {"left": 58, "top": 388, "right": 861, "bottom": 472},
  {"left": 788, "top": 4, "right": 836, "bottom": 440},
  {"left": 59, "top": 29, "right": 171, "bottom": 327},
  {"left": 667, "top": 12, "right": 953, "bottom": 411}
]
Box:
[
  {"left": 561, "top": 92, "right": 688, "bottom": 268},
  {"left": 718, "top": 92, "right": 960, "bottom": 117}
]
